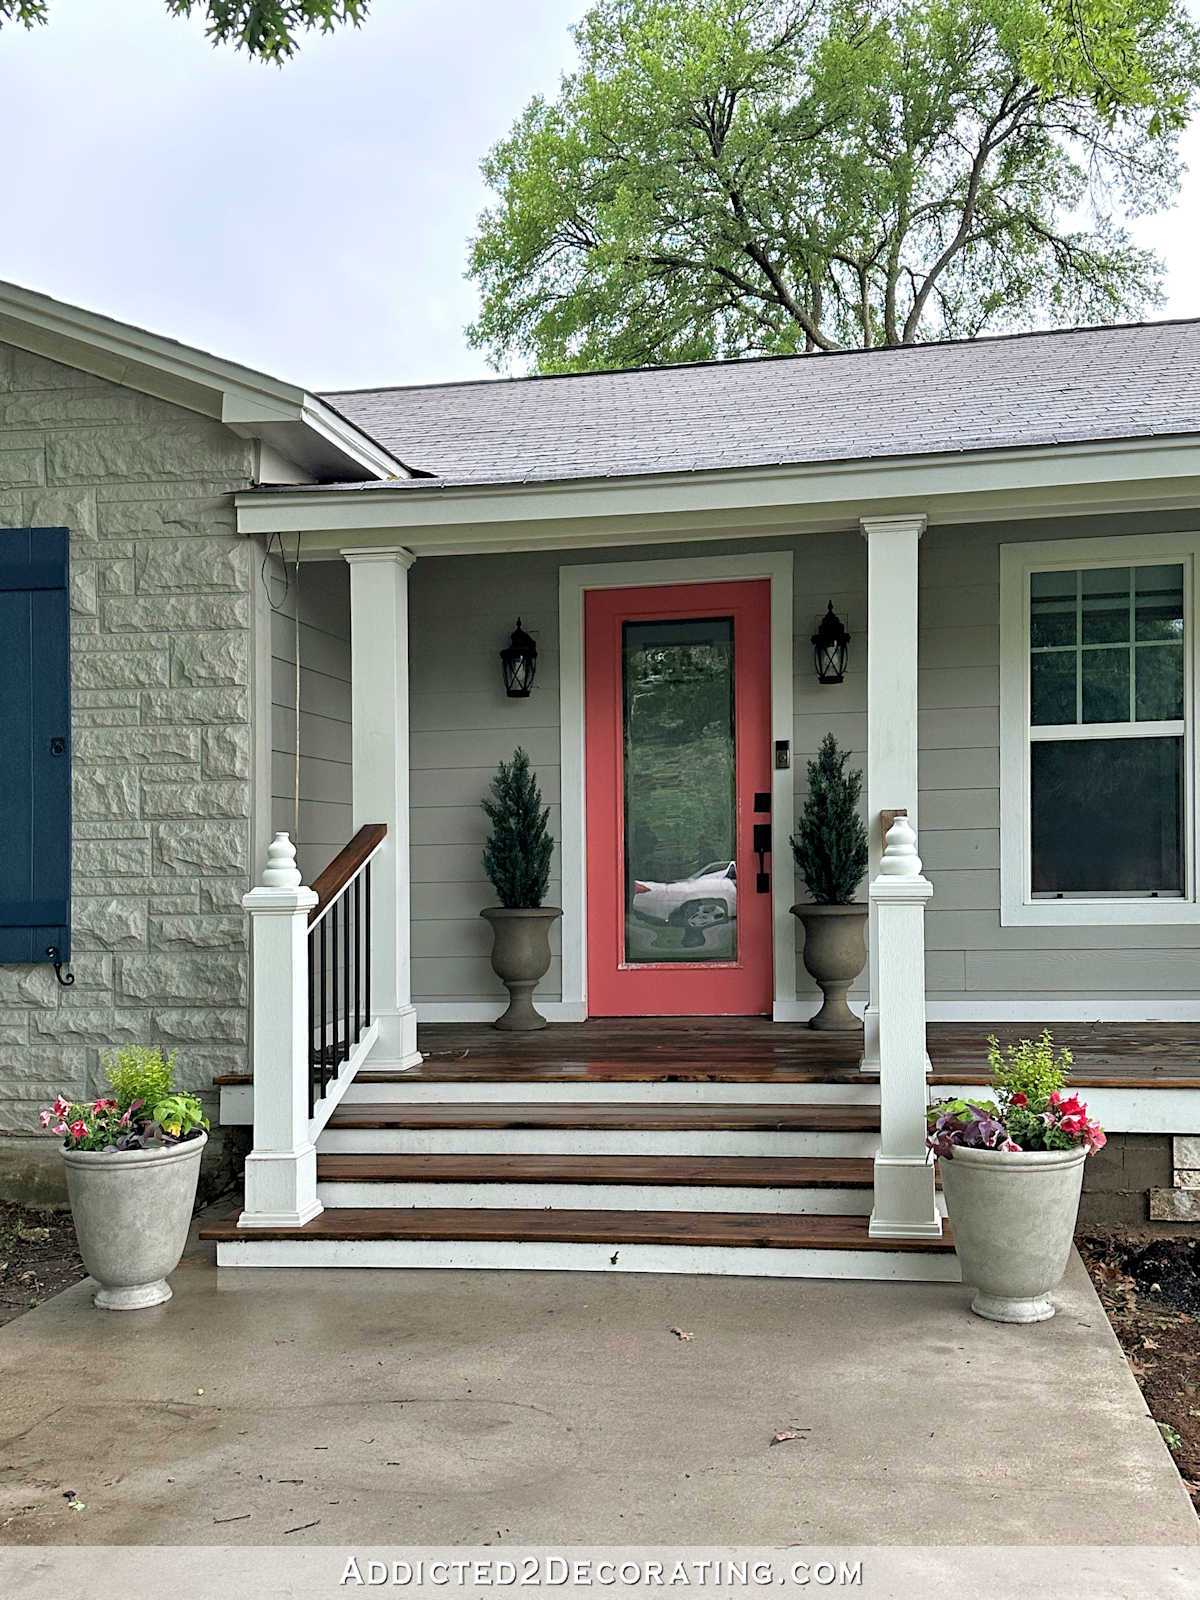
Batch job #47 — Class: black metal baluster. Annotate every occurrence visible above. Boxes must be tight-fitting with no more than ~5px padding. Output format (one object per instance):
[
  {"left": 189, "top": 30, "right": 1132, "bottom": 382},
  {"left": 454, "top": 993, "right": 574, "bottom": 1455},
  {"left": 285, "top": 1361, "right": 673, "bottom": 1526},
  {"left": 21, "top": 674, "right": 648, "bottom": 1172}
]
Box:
[
  {"left": 312, "top": 934, "right": 321, "bottom": 1120},
  {"left": 319, "top": 915, "right": 328, "bottom": 1101},
  {"left": 364, "top": 864, "right": 372, "bottom": 1025},
  {"left": 353, "top": 874, "right": 362, "bottom": 1047},
  {"left": 342, "top": 886, "right": 351, "bottom": 1072},
  {"left": 330, "top": 899, "right": 339, "bottom": 1089}
]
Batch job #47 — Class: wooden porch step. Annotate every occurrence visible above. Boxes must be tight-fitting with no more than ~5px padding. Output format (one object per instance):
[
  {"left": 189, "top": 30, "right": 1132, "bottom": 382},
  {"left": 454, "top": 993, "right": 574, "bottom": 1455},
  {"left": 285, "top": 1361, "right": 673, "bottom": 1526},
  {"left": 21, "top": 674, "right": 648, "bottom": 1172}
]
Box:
[
  {"left": 201, "top": 1206, "right": 951, "bottom": 1253},
  {"left": 315, "top": 1153, "right": 878, "bottom": 1186},
  {"left": 326, "top": 1102, "right": 879, "bottom": 1131}
]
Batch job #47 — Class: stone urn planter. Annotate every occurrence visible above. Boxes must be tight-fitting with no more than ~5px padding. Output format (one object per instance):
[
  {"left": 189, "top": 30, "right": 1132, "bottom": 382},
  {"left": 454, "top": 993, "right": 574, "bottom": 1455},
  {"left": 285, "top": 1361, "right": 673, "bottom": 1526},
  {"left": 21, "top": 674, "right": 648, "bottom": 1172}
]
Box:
[
  {"left": 791, "top": 903, "right": 867, "bottom": 1031},
  {"left": 61, "top": 1133, "right": 206, "bottom": 1310},
  {"left": 937, "top": 1143, "right": 1087, "bottom": 1323},
  {"left": 481, "top": 906, "right": 562, "bottom": 1031}
]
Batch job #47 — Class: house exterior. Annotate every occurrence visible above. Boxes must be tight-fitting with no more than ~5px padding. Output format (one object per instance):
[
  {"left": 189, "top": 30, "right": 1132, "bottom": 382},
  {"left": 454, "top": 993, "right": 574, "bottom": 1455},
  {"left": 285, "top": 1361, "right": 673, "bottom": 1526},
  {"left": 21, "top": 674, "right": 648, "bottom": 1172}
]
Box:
[{"left": 1, "top": 280, "right": 1198, "bottom": 1270}]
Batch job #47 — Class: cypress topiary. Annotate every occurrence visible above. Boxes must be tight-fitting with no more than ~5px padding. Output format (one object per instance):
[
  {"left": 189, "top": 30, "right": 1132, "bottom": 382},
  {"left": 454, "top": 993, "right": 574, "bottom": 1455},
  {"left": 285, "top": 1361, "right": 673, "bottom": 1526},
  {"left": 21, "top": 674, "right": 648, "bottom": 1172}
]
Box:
[
  {"left": 790, "top": 733, "right": 868, "bottom": 904},
  {"left": 482, "top": 747, "right": 554, "bottom": 909}
]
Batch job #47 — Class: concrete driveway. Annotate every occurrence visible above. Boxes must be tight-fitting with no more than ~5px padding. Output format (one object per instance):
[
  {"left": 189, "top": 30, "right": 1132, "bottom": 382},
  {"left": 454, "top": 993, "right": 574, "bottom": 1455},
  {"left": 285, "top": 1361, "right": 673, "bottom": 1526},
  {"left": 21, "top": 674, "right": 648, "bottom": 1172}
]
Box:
[{"left": 0, "top": 1239, "right": 1194, "bottom": 1547}]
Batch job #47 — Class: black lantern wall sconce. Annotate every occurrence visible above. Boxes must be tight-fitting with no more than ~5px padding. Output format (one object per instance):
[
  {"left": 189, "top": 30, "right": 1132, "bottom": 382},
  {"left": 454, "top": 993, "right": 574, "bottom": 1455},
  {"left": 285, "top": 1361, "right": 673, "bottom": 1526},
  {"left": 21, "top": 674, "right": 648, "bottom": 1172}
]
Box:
[
  {"left": 811, "top": 602, "right": 850, "bottom": 684},
  {"left": 500, "top": 618, "right": 538, "bottom": 697}
]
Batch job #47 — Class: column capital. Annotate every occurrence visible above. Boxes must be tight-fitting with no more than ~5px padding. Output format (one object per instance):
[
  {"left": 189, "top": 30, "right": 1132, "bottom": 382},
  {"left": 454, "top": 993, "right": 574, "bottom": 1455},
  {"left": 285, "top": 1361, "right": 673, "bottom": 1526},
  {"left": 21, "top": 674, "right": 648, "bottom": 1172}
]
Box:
[
  {"left": 342, "top": 546, "right": 416, "bottom": 569},
  {"left": 859, "top": 513, "right": 927, "bottom": 541}
]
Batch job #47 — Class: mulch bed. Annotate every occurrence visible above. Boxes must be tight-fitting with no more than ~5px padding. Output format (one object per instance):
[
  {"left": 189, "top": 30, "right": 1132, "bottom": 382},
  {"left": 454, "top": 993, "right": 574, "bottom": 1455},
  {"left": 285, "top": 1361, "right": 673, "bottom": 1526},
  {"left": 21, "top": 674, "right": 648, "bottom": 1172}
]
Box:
[
  {"left": 0, "top": 1202, "right": 85, "bottom": 1328},
  {"left": 1078, "top": 1230, "right": 1200, "bottom": 1514}
]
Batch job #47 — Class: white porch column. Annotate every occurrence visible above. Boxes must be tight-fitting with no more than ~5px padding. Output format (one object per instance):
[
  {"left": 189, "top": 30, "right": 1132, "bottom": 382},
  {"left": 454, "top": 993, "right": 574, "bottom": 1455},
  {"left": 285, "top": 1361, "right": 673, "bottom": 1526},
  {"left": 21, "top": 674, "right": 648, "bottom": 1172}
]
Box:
[
  {"left": 868, "top": 815, "right": 941, "bottom": 1238},
  {"left": 344, "top": 547, "right": 422, "bottom": 1069},
  {"left": 240, "top": 833, "right": 321, "bottom": 1227},
  {"left": 860, "top": 513, "right": 926, "bottom": 1069}
]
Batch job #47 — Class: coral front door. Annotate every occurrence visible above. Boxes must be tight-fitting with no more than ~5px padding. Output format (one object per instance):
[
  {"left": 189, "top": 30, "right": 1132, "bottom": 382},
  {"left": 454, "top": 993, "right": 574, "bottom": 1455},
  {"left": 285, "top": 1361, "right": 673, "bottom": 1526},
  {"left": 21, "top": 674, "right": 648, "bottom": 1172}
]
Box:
[{"left": 585, "top": 580, "right": 773, "bottom": 1016}]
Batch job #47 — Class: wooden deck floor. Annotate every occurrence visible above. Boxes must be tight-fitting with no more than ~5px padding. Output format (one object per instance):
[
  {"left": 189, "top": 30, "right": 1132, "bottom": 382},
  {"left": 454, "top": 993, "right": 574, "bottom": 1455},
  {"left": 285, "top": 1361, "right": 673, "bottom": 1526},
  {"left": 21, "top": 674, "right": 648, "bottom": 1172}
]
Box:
[{"left": 404, "top": 1018, "right": 1200, "bottom": 1090}]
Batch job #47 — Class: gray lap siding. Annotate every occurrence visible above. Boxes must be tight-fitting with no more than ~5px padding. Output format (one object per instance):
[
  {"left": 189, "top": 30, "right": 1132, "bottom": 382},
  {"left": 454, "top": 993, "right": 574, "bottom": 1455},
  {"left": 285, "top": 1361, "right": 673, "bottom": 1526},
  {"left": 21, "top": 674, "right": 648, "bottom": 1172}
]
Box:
[{"left": 407, "top": 513, "right": 1200, "bottom": 1016}]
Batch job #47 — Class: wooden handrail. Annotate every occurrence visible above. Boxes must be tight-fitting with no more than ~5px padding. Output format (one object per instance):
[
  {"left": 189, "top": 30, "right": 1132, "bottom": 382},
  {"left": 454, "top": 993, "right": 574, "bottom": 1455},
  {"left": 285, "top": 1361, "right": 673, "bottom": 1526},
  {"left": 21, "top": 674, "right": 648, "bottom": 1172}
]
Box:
[{"left": 308, "top": 823, "right": 387, "bottom": 925}]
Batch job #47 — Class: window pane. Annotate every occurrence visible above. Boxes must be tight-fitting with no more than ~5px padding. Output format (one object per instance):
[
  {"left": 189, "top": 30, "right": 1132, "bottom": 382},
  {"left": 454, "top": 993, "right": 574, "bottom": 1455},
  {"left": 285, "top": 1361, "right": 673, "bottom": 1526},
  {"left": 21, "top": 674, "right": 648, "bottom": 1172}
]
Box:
[
  {"left": 623, "top": 617, "right": 737, "bottom": 964},
  {"left": 1030, "top": 570, "right": 1076, "bottom": 648},
  {"left": 1081, "top": 567, "right": 1131, "bottom": 645},
  {"left": 1031, "top": 651, "right": 1076, "bottom": 726},
  {"left": 1081, "top": 647, "right": 1130, "bottom": 723},
  {"left": 1135, "top": 564, "right": 1184, "bottom": 642},
  {"left": 1135, "top": 641, "right": 1184, "bottom": 721},
  {"left": 1031, "top": 737, "right": 1183, "bottom": 895}
]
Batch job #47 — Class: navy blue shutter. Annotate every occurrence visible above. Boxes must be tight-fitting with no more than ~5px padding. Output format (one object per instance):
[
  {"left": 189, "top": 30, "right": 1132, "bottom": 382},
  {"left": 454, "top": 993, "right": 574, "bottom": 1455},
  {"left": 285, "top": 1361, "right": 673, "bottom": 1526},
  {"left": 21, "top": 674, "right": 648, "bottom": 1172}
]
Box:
[{"left": 0, "top": 528, "right": 71, "bottom": 964}]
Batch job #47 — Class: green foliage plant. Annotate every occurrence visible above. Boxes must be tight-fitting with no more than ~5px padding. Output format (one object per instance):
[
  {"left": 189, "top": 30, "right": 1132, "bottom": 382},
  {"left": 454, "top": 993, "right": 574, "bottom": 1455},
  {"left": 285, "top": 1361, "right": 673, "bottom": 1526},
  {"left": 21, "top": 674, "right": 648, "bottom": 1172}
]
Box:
[
  {"left": 0, "top": 1, "right": 368, "bottom": 61},
  {"left": 789, "top": 733, "right": 868, "bottom": 904},
  {"left": 103, "top": 1045, "right": 177, "bottom": 1115},
  {"left": 482, "top": 747, "right": 554, "bottom": 909}
]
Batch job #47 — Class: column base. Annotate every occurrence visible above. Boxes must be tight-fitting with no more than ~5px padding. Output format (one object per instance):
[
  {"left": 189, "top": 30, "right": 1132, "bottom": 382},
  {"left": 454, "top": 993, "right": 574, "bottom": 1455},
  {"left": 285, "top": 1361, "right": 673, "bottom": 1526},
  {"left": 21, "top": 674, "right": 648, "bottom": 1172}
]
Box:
[
  {"left": 240, "top": 1144, "right": 321, "bottom": 1228},
  {"left": 868, "top": 1153, "right": 943, "bottom": 1239},
  {"left": 860, "top": 1005, "right": 880, "bottom": 1071},
  {"left": 372, "top": 1005, "right": 423, "bottom": 1069}
]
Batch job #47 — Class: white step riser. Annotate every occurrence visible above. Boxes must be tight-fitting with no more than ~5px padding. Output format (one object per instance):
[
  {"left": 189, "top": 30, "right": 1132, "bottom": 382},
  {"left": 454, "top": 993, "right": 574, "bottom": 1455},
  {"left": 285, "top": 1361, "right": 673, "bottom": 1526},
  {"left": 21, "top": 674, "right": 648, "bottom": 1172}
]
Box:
[
  {"left": 316, "top": 1181, "right": 874, "bottom": 1215},
  {"left": 215, "top": 1236, "right": 961, "bottom": 1282},
  {"left": 344, "top": 1080, "right": 881, "bottom": 1106},
  {"left": 318, "top": 1128, "right": 879, "bottom": 1157}
]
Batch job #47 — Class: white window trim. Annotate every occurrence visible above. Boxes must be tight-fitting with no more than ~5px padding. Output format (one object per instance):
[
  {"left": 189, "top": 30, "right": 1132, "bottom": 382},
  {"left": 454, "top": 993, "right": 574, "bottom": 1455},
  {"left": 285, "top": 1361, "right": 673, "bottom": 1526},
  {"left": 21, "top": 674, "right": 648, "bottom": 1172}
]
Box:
[{"left": 1000, "top": 530, "right": 1200, "bottom": 926}]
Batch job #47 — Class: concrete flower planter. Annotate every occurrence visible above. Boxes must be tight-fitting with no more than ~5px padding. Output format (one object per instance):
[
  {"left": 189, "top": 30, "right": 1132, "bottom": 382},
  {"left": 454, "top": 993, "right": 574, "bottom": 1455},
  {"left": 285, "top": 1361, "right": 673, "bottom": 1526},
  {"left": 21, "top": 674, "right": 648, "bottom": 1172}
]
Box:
[
  {"left": 791, "top": 903, "right": 867, "bottom": 1031},
  {"left": 61, "top": 1132, "right": 206, "bottom": 1310},
  {"left": 938, "top": 1143, "right": 1087, "bottom": 1323},
  {"left": 481, "top": 907, "right": 562, "bottom": 1032}
]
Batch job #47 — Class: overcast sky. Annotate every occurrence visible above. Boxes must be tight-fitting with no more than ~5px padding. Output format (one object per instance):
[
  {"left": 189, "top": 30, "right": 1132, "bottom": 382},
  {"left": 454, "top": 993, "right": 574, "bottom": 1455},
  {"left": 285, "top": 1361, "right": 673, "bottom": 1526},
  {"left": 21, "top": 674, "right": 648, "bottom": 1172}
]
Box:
[{"left": 2, "top": 0, "right": 1199, "bottom": 391}]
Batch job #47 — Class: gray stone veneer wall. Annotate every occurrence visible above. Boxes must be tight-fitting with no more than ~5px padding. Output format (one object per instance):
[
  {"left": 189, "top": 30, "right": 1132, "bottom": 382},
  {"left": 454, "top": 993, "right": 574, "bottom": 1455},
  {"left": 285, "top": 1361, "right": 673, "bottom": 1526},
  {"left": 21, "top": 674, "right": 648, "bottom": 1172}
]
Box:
[{"left": 0, "top": 340, "right": 256, "bottom": 1190}]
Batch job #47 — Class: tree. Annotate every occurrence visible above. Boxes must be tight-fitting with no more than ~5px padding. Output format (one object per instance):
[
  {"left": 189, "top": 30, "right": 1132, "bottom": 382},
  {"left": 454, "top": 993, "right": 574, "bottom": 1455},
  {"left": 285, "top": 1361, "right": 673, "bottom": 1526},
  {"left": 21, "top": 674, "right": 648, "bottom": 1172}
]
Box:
[
  {"left": 467, "top": 0, "right": 1200, "bottom": 371},
  {"left": 0, "top": 0, "right": 368, "bottom": 61},
  {"left": 790, "top": 733, "right": 868, "bottom": 905},
  {"left": 481, "top": 748, "right": 554, "bottom": 909}
]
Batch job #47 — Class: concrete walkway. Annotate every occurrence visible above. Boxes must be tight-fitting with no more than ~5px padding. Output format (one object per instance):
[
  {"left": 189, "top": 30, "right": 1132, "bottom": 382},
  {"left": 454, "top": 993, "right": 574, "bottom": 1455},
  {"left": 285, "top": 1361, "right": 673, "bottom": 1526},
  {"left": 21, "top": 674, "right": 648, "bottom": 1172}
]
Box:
[{"left": 0, "top": 1241, "right": 1194, "bottom": 1547}]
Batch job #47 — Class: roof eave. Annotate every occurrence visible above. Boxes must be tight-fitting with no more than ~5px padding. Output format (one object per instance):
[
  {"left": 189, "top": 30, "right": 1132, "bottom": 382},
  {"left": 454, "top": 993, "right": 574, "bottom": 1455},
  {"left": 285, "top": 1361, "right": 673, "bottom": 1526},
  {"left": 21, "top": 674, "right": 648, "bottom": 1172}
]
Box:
[
  {"left": 0, "top": 278, "right": 408, "bottom": 484},
  {"left": 234, "top": 432, "right": 1200, "bottom": 557}
]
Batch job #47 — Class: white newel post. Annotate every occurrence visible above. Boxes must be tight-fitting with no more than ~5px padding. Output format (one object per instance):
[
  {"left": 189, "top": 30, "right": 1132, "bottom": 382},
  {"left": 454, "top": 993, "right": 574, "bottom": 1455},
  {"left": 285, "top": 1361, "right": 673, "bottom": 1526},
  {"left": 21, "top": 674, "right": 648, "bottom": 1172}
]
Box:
[
  {"left": 869, "top": 816, "right": 941, "bottom": 1239},
  {"left": 240, "top": 833, "right": 322, "bottom": 1228},
  {"left": 344, "top": 546, "right": 422, "bottom": 1069},
  {"left": 860, "top": 512, "right": 925, "bottom": 1070}
]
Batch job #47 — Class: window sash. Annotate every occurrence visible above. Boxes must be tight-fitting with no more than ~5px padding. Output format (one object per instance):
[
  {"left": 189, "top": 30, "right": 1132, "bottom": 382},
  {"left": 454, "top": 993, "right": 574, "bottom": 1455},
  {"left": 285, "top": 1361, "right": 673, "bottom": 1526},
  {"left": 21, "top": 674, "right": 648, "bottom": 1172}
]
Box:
[{"left": 998, "top": 535, "right": 1199, "bottom": 926}]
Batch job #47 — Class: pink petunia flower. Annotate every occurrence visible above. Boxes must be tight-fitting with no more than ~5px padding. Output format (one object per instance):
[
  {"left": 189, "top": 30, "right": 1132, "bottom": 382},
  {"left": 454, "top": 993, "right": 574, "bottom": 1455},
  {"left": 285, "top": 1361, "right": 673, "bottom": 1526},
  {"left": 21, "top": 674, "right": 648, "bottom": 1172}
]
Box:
[
  {"left": 53, "top": 1096, "right": 70, "bottom": 1117},
  {"left": 39, "top": 1109, "right": 53, "bottom": 1128},
  {"left": 68, "top": 1120, "right": 87, "bottom": 1141},
  {"left": 1010, "top": 1092, "right": 1028, "bottom": 1109},
  {"left": 53, "top": 1122, "right": 68, "bottom": 1137}
]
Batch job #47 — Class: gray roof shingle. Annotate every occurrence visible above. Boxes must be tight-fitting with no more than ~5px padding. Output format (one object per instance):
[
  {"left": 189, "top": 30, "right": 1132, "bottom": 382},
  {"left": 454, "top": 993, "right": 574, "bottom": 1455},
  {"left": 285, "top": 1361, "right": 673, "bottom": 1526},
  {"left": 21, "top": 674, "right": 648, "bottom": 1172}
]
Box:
[{"left": 320, "top": 320, "right": 1200, "bottom": 490}]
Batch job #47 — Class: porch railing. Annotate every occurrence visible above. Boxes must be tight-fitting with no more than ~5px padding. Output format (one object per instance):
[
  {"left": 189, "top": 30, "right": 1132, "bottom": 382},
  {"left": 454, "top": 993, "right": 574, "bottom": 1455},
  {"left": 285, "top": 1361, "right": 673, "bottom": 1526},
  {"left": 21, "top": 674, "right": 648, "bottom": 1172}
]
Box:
[
  {"left": 307, "top": 823, "right": 386, "bottom": 1116},
  {"left": 238, "top": 825, "right": 386, "bottom": 1230},
  {"left": 867, "top": 813, "right": 942, "bottom": 1239}
]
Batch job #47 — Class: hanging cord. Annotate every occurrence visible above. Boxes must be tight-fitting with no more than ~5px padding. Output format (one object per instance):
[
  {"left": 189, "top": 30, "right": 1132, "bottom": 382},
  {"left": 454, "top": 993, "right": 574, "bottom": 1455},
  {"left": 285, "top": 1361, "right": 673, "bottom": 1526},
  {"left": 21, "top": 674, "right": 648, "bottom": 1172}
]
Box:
[{"left": 260, "top": 531, "right": 303, "bottom": 845}]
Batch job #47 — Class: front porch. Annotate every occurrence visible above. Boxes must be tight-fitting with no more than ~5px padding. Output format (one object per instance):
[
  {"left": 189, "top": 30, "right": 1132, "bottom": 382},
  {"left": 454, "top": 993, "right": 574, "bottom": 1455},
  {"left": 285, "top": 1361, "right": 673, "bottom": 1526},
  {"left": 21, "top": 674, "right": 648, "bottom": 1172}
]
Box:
[
  {"left": 206, "top": 1015, "right": 1200, "bottom": 1269},
  {"left": 224, "top": 504, "right": 1200, "bottom": 1272}
]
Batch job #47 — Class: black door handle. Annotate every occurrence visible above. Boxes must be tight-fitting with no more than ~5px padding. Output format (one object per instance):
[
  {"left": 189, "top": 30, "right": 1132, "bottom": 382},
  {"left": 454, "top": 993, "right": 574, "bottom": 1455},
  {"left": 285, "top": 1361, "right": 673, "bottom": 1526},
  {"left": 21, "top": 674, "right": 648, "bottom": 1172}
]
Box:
[{"left": 753, "top": 822, "right": 771, "bottom": 892}]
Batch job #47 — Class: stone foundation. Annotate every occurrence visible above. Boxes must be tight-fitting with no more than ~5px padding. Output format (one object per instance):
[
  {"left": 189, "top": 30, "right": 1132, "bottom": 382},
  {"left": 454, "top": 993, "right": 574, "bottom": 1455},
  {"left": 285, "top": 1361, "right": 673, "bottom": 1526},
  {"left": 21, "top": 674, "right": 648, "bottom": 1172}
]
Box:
[
  {"left": 1077, "top": 1134, "right": 1175, "bottom": 1227},
  {"left": 1149, "top": 1135, "right": 1200, "bottom": 1223}
]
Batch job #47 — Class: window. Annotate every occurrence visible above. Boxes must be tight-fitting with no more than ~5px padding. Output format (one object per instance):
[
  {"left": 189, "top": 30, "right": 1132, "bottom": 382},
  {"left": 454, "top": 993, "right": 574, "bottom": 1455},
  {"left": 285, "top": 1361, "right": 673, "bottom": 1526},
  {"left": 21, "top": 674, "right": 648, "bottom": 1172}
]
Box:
[{"left": 1000, "top": 536, "right": 1197, "bottom": 926}]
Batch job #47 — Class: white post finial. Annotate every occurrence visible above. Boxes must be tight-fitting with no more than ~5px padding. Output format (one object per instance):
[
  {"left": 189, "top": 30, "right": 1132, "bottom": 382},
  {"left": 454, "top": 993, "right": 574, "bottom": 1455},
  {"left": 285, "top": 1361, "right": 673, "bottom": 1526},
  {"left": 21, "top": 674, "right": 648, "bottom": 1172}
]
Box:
[
  {"left": 879, "top": 814, "right": 922, "bottom": 878},
  {"left": 262, "top": 831, "right": 302, "bottom": 889}
]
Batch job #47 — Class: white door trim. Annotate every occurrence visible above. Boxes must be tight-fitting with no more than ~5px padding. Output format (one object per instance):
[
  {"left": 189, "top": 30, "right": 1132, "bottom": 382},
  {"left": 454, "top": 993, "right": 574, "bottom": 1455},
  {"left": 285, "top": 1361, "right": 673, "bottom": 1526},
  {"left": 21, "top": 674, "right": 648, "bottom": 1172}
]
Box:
[{"left": 558, "top": 550, "right": 796, "bottom": 1020}]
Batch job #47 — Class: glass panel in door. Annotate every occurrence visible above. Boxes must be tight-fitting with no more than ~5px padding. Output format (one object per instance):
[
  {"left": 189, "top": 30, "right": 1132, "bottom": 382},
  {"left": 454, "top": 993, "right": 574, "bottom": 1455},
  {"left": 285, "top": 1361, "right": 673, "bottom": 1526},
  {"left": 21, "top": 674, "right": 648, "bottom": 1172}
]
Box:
[{"left": 622, "top": 616, "right": 737, "bottom": 963}]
